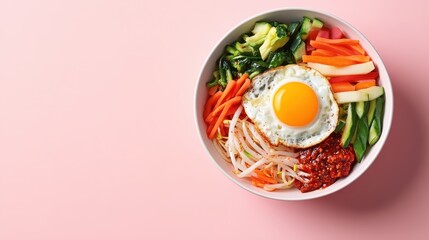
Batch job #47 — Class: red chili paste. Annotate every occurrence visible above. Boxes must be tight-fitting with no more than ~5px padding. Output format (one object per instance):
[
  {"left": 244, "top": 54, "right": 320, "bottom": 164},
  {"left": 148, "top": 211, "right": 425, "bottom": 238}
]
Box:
[{"left": 294, "top": 133, "right": 356, "bottom": 193}]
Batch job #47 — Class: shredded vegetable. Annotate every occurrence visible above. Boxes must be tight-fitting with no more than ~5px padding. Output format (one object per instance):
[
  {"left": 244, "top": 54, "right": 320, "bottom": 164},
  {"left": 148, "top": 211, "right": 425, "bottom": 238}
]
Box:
[{"left": 213, "top": 106, "right": 310, "bottom": 191}]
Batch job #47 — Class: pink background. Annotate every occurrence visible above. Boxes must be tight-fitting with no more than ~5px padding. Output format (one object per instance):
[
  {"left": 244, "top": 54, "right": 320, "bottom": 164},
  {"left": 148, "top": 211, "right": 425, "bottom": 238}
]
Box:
[{"left": 0, "top": 0, "right": 427, "bottom": 239}]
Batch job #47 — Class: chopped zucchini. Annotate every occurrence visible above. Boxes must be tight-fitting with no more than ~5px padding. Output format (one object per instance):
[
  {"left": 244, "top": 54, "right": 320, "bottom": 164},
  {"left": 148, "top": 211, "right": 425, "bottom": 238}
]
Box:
[
  {"left": 292, "top": 40, "right": 306, "bottom": 63},
  {"left": 311, "top": 18, "right": 324, "bottom": 29},
  {"left": 288, "top": 21, "right": 301, "bottom": 37},
  {"left": 300, "top": 16, "right": 312, "bottom": 40}
]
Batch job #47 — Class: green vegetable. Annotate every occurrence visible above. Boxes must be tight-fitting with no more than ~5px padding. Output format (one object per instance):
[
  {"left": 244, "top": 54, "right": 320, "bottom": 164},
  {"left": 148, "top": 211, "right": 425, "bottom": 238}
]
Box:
[
  {"left": 341, "top": 102, "right": 358, "bottom": 148},
  {"left": 311, "top": 18, "right": 324, "bottom": 29},
  {"left": 299, "top": 16, "right": 312, "bottom": 40},
  {"left": 366, "top": 99, "right": 377, "bottom": 125},
  {"left": 335, "top": 119, "right": 346, "bottom": 133},
  {"left": 291, "top": 38, "right": 306, "bottom": 63},
  {"left": 268, "top": 51, "right": 286, "bottom": 68},
  {"left": 368, "top": 95, "right": 384, "bottom": 145},
  {"left": 218, "top": 56, "right": 233, "bottom": 87},
  {"left": 353, "top": 118, "right": 369, "bottom": 162},
  {"left": 259, "top": 23, "right": 290, "bottom": 60},
  {"left": 356, "top": 101, "right": 369, "bottom": 119},
  {"left": 243, "top": 22, "right": 272, "bottom": 46}
]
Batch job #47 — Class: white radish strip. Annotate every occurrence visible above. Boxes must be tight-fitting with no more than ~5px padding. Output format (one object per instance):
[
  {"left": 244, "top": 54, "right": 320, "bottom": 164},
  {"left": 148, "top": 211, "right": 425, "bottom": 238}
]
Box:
[
  {"left": 241, "top": 120, "right": 266, "bottom": 157},
  {"left": 237, "top": 158, "right": 267, "bottom": 178}
]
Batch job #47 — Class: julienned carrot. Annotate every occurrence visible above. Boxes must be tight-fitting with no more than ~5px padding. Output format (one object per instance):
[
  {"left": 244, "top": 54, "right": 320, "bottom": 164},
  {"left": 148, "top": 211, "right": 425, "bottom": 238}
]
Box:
[
  {"left": 251, "top": 176, "right": 265, "bottom": 188},
  {"left": 331, "top": 82, "right": 355, "bottom": 93},
  {"left": 310, "top": 40, "right": 355, "bottom": 56},
  {"left": 208, "top": 98, "right": 237, "bottom": 139},
  {"left": 208, "top": 85, "right": 219, "bottom": 96},
  {"left": 203, "top": 91, "right": 222, "bottom": 120},
  {"left": 302, "top": 55, "right": 357, "bottom": 67},
  {"left": 230, "top": 73, "right": 249, "bottom": 97},
  {"left": 236, "top": 78, "right": 251, "bottom": 96},
  {"left": 340, "top": 55, "right": 370, "bottom": 62},
  {"left": 311, "top": 49, "right": 338, "bottom": 57},
  {"left": 253, "top": 169, "right": 277, "bottom": 184},
  {"left": 208, "top": 96, "right": 242, "bottom": 122},
  {"left": 213, "top": 79, "right": 236, "bottom": 110},
  {"left": 355, "top": 80, "right": 376, "bottom": 90},
  {"left": 315, "top": 37, "right": 360, "bottom": 45},
  {"left": 329, "top": 71, "right": 379, "bottom": 83},
  {"left": 349, "top": 44, "right": 366, "bottom": 55}
]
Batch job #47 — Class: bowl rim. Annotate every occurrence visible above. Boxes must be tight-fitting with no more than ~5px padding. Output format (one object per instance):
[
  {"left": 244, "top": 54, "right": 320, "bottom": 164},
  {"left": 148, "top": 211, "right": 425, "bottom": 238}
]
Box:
[{"left": 194, "top": 7, "right": 394, "bottom": 200}]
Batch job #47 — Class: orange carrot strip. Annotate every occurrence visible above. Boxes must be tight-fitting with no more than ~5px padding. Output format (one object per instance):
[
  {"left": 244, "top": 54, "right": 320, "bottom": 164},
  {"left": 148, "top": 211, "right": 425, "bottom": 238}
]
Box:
[
  {"left": 230, "top": 73, "right": 249, "bottom": 97},
  {"left": 349, "top": 43, "right": 366, "bottom": 55},
  {"left": 310, "top": 40, "right": 355, "bottom": 56},
  {"left": 208, "top": 98, "right": 236, "bottom": 139},
  {"left": 213, "top": 79, "right": 236, "bottom": 110},
  {"left": 355, "top": 80, "right": 376, "bottom": 90},
  {"left": 203, "top": 91, "right": 222, "bottom": 120},
  {"left": 315, "top": 37, "right": 360, "bottom": 45},
  {"left": 235, "top": 78, "right": 251, "bottom": 96},
  {"left": 311, "top": 49, "right": 338, "bottom": 57},
  {"left": 251, "top": 176, "right": 266, "bottom": 188},
  {"left": 208, "top": 85, "right": 219, "bottom": 96},
  {"left": 208, "top": 96, "right": 242, "bottom": 122},
  {"left": 254, "top": 169, "right": 277, "bottom": 184},
  {"left": 340, "top": 55, "right": 370, "bottom": 62},
  {"left": 302, "top": 55, "right": 357, "bottom": 67},
  {"left": 331, "top": 82, "right": 355, "bottom": 93}
]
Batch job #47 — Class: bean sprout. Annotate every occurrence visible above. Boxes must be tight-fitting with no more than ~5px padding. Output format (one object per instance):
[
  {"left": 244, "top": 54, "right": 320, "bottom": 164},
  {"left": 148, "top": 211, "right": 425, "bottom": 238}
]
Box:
[{"left": 213, "top": 106, "right": 310, "bottom": 191}]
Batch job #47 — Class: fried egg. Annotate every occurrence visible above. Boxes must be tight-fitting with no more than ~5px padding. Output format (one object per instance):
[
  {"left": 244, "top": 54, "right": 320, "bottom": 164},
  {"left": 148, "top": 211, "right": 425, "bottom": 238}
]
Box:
[{"left": 242, "top": 64, "right": 338, "bottom": 148}]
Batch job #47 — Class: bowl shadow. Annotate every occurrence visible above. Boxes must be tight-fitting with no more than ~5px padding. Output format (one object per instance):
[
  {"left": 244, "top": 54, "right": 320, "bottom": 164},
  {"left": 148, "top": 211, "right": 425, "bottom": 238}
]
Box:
[{"left": 309, "top": 74, "right": 426, "bottom": 212}]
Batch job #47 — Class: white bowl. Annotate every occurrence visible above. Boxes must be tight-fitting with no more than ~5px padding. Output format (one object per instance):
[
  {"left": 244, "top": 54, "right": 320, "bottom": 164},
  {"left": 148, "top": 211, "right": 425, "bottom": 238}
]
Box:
[{"left": 194, "top": 8, "right": 393, "bottom": 200}]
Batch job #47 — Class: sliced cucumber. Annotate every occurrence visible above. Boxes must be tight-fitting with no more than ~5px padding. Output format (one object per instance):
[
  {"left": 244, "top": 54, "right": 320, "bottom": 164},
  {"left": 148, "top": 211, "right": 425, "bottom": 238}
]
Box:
[
  {"left": 341, "top": 102, "right": 358, "bottom": 147},
  {"left": 334, "top": 91, "right": 369, "bottom": 104},
  {"left": 367, "top": 99, "right": 377, "bottom": 125},
  {"left": 358, "top": 86, "right": 384, "bottom": 100},
  {"left": 354, "top": 117, "right": 370, "bottom": 162},
  {"left": 356, "top": 101, "right": 369, "bottom": 119},
  {"left": 311, "top": 18, "right": 324, "bottom": 29},
  {"left": 300, "top": 16, "right": 312, "bottom": 40},
  {"left": 292, "top": 40, "right": 306, "bottom": 63},
  {"left": 368, "top": 95, "right": 385, "bottom": 146},
  {"left": 288, "top": 21, "right": 301, "bottom": 37}
]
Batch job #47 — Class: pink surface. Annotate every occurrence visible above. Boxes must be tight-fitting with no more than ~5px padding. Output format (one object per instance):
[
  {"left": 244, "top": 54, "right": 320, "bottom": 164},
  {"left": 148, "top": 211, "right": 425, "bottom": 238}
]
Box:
[{"left": 0, "top": 1, "right": 427, "bottom": 239}]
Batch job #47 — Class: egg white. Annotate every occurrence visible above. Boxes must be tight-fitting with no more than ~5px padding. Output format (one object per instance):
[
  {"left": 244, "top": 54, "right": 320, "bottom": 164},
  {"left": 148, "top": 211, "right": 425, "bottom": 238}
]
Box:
[{"left": 242, "top": 64, "right": 339, "bottom": 148}]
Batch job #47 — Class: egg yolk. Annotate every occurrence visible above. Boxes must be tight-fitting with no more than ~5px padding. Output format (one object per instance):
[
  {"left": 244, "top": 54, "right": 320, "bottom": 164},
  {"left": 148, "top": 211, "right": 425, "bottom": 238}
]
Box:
[{"left": 273, "top": 81, "right": 319, "bottom": 127}]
